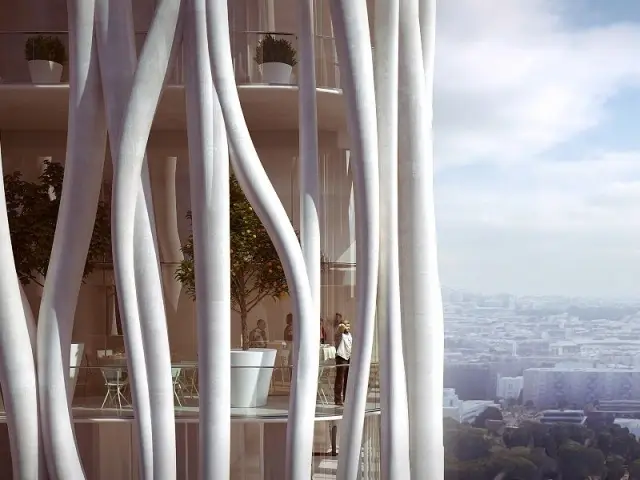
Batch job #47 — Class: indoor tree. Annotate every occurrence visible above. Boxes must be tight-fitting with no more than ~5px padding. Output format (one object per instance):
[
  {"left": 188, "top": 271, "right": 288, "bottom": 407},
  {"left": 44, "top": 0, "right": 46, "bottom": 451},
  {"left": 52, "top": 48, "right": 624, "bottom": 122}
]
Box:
[
  {"left": 176, "top": 174, "right": 320, "bottom": 350},
  {"left": 4, "top": 160, "right": 110, "bottom": 285}
]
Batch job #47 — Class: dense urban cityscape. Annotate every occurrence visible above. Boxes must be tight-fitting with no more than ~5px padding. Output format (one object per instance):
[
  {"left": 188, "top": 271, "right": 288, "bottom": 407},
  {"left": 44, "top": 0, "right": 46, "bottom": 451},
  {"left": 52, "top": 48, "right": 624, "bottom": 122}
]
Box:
[
  {"left": 443, "top": 286, "right": 640, "bottom": 411},
  {"left": 442, "top": 288, "right": 640, "bottom": 477}
]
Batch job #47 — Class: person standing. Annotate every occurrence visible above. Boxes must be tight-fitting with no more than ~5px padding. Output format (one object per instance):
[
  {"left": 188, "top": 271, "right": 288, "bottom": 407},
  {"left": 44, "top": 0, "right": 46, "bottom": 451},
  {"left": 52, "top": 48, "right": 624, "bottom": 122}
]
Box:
[
  {"left": 283, "top": 313, "right": 293, "bottom": 342},
  {"left": 320, "top": 317, "right": 327, "bottom": 344},
  {"left": 334, "top": 322, "right": 352, "bottom": 406}
]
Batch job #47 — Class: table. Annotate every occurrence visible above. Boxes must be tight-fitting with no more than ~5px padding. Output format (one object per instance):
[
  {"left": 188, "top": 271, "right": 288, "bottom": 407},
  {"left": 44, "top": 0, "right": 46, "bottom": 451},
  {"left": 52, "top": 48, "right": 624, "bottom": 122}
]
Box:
[
  {"left": 317, "top": 346, "right": 337, "bottom": 404},
  {"left": 320, "top": 345, "right": 336, "bottom": 363},
  {"left": 266, "top": 340, "right": 288, "bottom": 350}
]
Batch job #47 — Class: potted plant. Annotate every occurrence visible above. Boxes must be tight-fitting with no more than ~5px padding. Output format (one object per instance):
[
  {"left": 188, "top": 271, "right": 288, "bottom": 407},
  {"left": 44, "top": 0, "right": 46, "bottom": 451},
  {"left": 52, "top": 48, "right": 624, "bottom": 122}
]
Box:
[
  {"left": 176, "top": 174, "right": 292, "bottom": 407},
  {"left": 5, "top": 160, "right": 110, "bottom": 286},
  {"left": 254, "top": 34, "right": 297, "bottom": 84},
  {"left": 24, "top": 35, "right": 66, "bottom": 84}
]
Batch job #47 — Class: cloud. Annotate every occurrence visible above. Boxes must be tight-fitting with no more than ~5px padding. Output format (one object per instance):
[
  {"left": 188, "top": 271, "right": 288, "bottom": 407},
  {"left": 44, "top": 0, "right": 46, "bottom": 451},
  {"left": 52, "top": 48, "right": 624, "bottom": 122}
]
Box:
[
  {"left": 432, "top": 1, "right": 640, "bottom": 296},
  {"left": 437, "top": 151, "right": 640, "bottom": 232},
  {"left": 434, "top": 0, "right": 640, "bottom": 168}
]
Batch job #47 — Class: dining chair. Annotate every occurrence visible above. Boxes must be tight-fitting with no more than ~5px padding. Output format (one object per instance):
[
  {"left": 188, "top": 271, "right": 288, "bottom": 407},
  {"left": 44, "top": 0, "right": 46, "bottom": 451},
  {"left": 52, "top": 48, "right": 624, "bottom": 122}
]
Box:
[
  {"left": 274, "top": 349, "right": 291, "bottom": 387},
  {"left": 171, "top": 367, "right": 184, "bottom": 406},
  {"left": 317, "top": 362, "right": 334, "bottom": 405},
  {"left": 100, "top": 367, "right": 129, "bottom": 410}
]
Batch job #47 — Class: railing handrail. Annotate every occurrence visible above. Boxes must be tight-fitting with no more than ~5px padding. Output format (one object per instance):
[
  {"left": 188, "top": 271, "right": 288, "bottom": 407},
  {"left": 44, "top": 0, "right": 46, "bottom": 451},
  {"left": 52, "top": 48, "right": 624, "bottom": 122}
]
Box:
[{"left": 0, "top": 29, "right": 336, "bottom": 41}]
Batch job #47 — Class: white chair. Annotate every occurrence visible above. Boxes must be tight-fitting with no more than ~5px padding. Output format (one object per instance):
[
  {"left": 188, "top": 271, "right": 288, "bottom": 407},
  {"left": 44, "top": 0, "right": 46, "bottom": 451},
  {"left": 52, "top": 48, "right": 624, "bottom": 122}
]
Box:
[
  {"left": 100, "top": 367, "right": 129, "bottom": 410},
  {"left": 172, "top": 367, "right": 184, "bottom": 406},
  {"left": 182, "top": 365, "right": 198, "bottom": 398},
  {"left": 274, "top": 349, "right": 290, "bottom": 387},
  {"left": 317, "top": 362, "right": 334, "bottom": 405},
  {"left": 96, "top": 349, "right": 113, "bottom": 359}
]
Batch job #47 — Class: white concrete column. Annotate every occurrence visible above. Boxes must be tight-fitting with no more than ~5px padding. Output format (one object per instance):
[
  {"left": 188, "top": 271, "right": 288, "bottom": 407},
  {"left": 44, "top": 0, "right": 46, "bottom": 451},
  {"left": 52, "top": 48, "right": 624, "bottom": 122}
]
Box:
[
  {"left": 148, "top": 156, "right": 183, "bottom": 312},
  {"left": 206, "top": 0, "right": 316, "bottom": 476},
  {"left": 330, "top": 0, "right": 381, "bottom": 476},
  {"left": 37, "top": 0, "right": 107, "bottom": 476},
  {"left": 0, "top": 139, "right": 44, "bottom": 480},
  {"left": 398, "top": 0, "right": 444, "bottom": 477},
  {"left": 148, "top": 154, "right": 197, "bottom": 361}
]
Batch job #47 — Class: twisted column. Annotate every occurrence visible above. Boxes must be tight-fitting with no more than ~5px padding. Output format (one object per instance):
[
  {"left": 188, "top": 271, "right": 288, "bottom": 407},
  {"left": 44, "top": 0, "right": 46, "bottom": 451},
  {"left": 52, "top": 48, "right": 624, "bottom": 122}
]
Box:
[
  {"left": 94, "top": 0, "right": 166, "bottom": 475},
  {"left": 328, "top": 0, "right": 381, "bottom": 477},
  {"left": 204, "top": 0, "right": 317, "bottom": 477},
  {"left": 374, "top": 0, "right": 411, "bottom": 477},
  {"left": 184, "top": 0, "right": 231, "bottom": 477},
  {"left": 110, "top": 1, "right": 184, "bottom": 478},
  {"left": 37, "top": 1, "right": 106, "bottom": 477},
  {"left": 0, "top": 141, "right": 44, "bottom": 480},
  {"left": 398, "top": 0, "right": 444, "bottom": 477}
]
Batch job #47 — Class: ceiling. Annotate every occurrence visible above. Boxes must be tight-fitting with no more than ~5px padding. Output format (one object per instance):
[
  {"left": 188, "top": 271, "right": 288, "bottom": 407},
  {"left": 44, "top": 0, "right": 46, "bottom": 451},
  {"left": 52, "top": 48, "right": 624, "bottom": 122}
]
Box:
[{"left": 0, "top": 84, "right": 347, "bottom": 132}]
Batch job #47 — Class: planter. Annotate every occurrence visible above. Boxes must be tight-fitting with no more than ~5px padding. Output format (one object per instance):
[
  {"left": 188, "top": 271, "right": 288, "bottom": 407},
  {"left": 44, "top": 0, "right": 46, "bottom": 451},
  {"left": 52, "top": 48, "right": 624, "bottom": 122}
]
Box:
[
  {"left": 28, "top": 60, "right": 63, "bottom": 84},
  {"left": 259, "top": 62, "right": 293, "bottom": 84},
  {"left": 230, "top": 348, "right": 277, "bottom": 408}
]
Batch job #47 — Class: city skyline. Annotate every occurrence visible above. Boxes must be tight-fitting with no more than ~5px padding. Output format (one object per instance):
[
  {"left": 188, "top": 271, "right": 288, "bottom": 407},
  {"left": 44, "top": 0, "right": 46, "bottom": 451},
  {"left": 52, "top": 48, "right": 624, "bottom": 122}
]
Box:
[{"left": 435, "top": 0, "right": 640, "bottom": 298}]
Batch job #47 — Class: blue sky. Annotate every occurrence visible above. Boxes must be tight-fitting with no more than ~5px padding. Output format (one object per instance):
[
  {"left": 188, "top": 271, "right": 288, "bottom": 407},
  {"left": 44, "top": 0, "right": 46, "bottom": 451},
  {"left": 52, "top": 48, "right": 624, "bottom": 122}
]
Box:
[{"left": 433, "top": 0, "right": 640, "bottom": 297}]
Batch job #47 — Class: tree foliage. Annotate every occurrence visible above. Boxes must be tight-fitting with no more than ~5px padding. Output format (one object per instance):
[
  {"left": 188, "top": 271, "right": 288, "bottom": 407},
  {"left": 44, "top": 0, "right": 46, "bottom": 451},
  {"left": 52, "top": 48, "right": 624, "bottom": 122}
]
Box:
[
  {"left": 445, "top": 417, "right": 640, "bottom": 480},
  {"left": 473, "top": 406, "right": 504, "bottom": 429},
  {"left": 630, "top": 458, "right": 640, "bottom": 479},
  {"left": 176, "top": 174, "right": 300, "bottom": 349},
  {"left": 4, "top": 160, "right": 110, "bottom": 285}
]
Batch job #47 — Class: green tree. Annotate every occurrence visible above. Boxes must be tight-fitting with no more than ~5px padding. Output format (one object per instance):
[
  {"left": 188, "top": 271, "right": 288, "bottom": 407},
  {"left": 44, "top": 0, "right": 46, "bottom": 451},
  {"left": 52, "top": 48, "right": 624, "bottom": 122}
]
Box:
[
  {"left": 445, "top": 458, "right": 491, "bottom": 480},
  {"left": 486, "top": 449, "right": 539, "bottom": 480},
  {"left": 473, "top": 406, "right": 503, "bottom": 429},
  {"left": 557, "top": 442, "right": 606, "bottom": 480},
  {"left": 630, "top": 458, "right": 640, "bottom": 479},
  {"left": 444, "top": 425, "right": 493, "bottom": 462},
  {"left": 504, "top": 426, "right": 533, "bottom": 449},
  {"left": 176, "top": 174, "right": 310, "bottom": 350},
  {"left": 4, "top": 160, "right": 110, "bottom": 285},
  {"left": 605, "top": 454, "right": 625, "bottom": 480}
]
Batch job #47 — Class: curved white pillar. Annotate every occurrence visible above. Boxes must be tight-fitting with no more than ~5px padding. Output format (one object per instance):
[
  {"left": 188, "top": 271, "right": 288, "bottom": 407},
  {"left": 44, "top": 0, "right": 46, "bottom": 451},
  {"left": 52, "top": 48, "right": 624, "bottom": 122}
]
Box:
[
  {"left": 184, "top": 1, "right": 231, "bottom": 476},
  {"left": 298, "top": 0, "right": 321, "bottom": 328},
  {"left": 328, "top": 1, "right": 381, "bottom": 478},
  {"left": 0, "top": 142, "right": 44, "bottom": 480},
  {"left": 398, "top": 0, "right": 444, "bottom": 478},
  {"left": 373, "top": 0, "right": 411, "bottom": 477},
  {"left": 109, "top": 1, "right": 184, "bottom": 478},
  {"left": 204, "top": 1, "right": 317, "bottom": 478},
  {"left": 19, "top": 284, "right": 37, "bottom": 354},
  {"left": 149, "top": 156, "right": 184, "bottom": 318},
  {"left": 94, "top": 0, "right": 170, "bottom": 476},
  {"left": 37, "top": 1, "right": 106, "bottom": 478}
]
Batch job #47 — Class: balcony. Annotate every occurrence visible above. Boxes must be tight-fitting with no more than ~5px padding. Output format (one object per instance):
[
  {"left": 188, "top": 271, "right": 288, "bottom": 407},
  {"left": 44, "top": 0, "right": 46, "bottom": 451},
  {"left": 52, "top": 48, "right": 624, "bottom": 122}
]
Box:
[
  {"left": 0, "top": 30, "right": 346, "bottom": 132},
  {"left": 0, "top": 29, "right": 341, "bottom": 89},
  {"left": 0, "top": 363, "right": 381, "bottom": 479}
]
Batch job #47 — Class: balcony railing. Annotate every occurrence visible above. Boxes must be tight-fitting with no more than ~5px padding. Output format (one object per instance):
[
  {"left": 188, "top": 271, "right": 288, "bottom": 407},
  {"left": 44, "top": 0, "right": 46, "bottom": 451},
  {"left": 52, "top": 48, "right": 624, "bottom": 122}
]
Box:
[
  {"left": 0, "top": 30, "right": 341, "bottom": 89},
  {"left": 0, "top": 363, "right": 380, "bottom": 418}
]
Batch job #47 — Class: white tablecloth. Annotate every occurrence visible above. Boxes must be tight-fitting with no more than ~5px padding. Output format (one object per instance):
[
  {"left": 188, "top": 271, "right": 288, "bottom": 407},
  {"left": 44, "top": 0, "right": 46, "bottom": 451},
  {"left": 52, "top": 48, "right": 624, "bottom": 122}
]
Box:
[
  {"left": 267, "top": 340, "right": 288, "bottom": 350},
  {"left": 320, "top": 345, "right": 336, "bottom": 363}
]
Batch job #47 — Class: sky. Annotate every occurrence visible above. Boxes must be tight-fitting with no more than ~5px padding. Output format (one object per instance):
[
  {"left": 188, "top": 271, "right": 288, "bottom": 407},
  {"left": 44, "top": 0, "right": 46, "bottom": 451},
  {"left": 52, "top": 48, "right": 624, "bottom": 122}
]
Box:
[{"left": 433, "top": 0, "right": 640, "bottom": 298}]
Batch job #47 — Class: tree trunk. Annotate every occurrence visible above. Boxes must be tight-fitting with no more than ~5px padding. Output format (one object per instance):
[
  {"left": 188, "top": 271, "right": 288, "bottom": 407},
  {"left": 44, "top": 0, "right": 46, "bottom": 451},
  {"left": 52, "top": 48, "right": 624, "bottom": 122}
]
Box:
[{"left": 240, "top": 307, "right": 249, "bottom": 351}]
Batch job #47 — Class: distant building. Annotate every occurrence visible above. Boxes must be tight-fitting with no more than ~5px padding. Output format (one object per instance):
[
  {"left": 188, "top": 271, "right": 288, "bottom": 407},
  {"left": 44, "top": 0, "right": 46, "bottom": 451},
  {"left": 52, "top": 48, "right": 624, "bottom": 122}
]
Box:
[
  {"left": 523, "top": 367, "right": 640, "bottom": 409},
  {"left": 496, "top": 376, "right": 524, "bottom": 400},
  {"left": 514, "top": 340, "right": 550, "bottom": 357},
  {"left": 444, "top": 363, "right": 494, "bottom": 400},
  {"left": 539, "top": 410, "right": 586, "bottom": 425},
  {"left": 442, "top": 389, "right": 499, "bottom": 423},
  {"left": 614, "top": 418, "right": 640, "bottom": 436}
]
